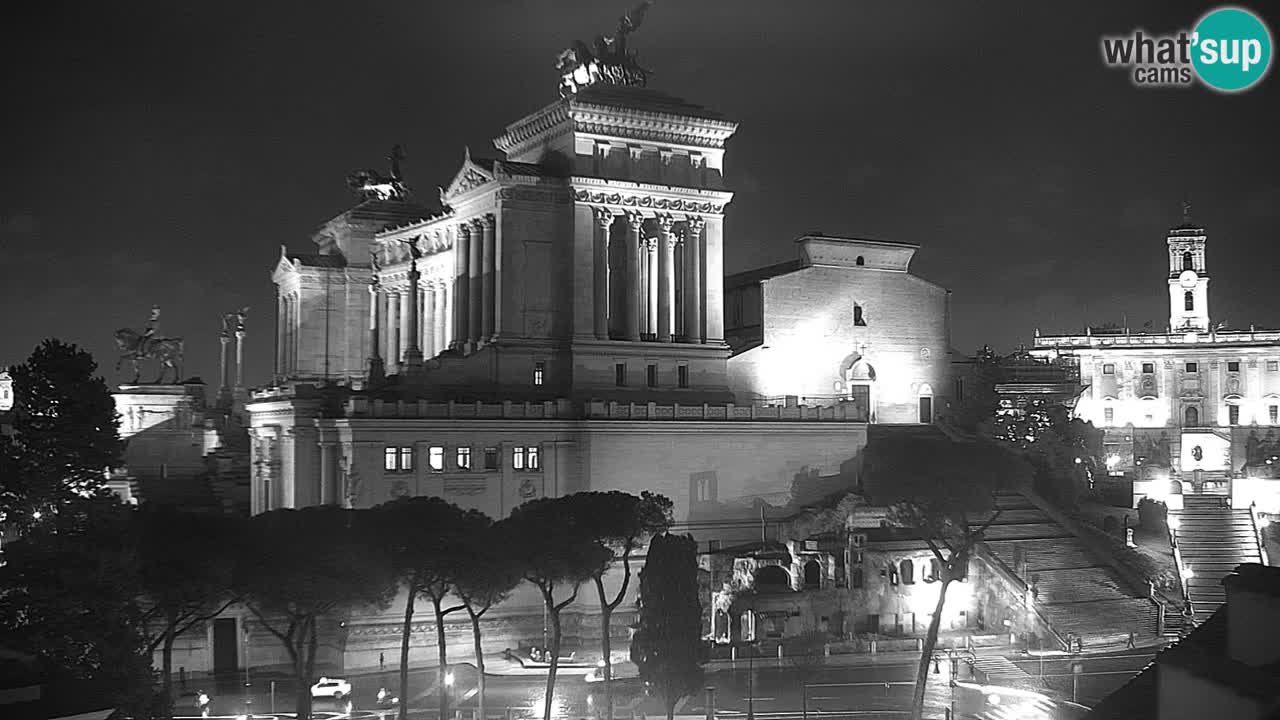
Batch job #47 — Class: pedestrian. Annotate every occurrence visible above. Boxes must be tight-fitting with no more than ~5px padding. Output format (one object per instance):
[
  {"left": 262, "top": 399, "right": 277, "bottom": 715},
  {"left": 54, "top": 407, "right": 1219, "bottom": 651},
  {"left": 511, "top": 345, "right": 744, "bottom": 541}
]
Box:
[
  {"left": 380, "top": 652, "right": 385, "bottom": 672},
  {"left": 1126, "top": 631, "right": 1136, "bottom": 649}
]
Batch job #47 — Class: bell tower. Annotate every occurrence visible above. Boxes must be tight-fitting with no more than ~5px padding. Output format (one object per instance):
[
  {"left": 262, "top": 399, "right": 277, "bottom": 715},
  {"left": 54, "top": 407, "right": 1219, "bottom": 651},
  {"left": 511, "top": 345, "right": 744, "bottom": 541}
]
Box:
[{"left": 1167, "top": 201, "right": 1210, "bottom": 333}]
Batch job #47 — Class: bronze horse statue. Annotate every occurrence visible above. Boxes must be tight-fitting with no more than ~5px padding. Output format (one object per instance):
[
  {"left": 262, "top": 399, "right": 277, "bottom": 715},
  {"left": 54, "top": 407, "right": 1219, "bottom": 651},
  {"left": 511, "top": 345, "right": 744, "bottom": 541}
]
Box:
[{"left": 114, "top": 328, "right": 184, "bottom": 384}]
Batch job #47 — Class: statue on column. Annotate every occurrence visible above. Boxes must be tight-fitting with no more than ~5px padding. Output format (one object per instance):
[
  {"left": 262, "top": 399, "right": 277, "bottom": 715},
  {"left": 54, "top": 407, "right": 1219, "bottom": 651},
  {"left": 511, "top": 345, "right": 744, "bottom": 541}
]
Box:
[
  {"left": 556, "top": 0, "right": 654, "bottom": 96},
  {"left": 370, "top": 249, "right": 383, "bottom": 289},
  {"left": 114, "top": 306, "right": 185, "bottom": 384}
]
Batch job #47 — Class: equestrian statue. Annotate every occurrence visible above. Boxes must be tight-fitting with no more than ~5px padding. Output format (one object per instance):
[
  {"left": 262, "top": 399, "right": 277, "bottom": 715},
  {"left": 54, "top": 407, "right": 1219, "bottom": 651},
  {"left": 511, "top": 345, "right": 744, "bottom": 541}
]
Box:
[{"left": 114, "top": 305, "right": 185, "bottom": 384}]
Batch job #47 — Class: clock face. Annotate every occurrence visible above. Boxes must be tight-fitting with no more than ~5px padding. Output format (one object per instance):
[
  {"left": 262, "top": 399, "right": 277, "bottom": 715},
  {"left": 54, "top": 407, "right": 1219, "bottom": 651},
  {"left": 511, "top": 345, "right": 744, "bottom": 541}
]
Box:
[{"left": 1179, "top": 270, "right": 1198, "bottom": 288}]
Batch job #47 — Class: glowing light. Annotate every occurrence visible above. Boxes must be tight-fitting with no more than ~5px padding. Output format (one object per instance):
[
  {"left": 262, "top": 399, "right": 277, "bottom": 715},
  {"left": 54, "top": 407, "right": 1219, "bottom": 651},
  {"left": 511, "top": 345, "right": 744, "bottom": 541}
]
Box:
[
  {"left": 1106, "top": 454, "right": 1121, "bottom": 469},
  {"left": 32, "top": 511, "right": 41, "bottom": 520},
  {"left": 445, "top": 671, "right": 455, "bottom": 686},
  {"left": 1074, "top": 457, "right": 1082, "bottom": 465},
  {"left": 1182, "top": 566, "right": 1195, "bottom": 580},
  {"left": 1168, "top": 516, "right": 1180, "bottom": 532},
  {"left": 988, "top": 694, "right": 1001, "bottom": 706}
]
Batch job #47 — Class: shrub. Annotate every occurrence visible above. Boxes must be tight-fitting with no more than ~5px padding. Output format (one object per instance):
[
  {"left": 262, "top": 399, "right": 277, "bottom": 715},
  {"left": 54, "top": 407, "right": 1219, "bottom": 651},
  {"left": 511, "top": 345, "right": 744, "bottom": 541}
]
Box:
[{"left": 1137, "top": 498, "right": 1168, "bottom": 532}]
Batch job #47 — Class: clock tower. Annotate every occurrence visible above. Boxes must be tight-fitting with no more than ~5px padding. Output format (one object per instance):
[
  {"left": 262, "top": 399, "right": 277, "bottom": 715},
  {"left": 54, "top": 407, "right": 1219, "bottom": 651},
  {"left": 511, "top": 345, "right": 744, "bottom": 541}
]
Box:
[{"left": 1167, "top": 202, "right": 1210, "bottom": 333}]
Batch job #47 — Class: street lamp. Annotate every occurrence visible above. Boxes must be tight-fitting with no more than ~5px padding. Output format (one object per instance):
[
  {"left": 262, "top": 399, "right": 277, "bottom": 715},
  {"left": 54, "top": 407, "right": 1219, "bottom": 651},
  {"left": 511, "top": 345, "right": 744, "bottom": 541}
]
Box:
[
  {"left": 444, "top": 667, "right": 455, "bottom": 720},
  {"left": 744, "top": 639, "right": 758, "bottom": 720}
]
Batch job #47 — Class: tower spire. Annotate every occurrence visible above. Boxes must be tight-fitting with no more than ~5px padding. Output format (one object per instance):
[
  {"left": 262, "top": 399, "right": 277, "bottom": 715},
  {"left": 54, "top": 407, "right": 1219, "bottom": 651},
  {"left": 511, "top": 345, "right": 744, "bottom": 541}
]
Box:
[{"left": 1181, "top": 199, "right": 1193, "bottom": 226}]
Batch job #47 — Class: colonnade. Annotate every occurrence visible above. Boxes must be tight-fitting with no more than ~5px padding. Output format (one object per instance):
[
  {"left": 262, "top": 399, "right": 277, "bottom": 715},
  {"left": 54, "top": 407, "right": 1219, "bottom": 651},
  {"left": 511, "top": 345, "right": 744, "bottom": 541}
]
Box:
[
  {"left": 370, "top": 214, "right": 496, "bottom": 370},
  {"left": 594, "top": 208, "right": 708, "bottom": 343}
]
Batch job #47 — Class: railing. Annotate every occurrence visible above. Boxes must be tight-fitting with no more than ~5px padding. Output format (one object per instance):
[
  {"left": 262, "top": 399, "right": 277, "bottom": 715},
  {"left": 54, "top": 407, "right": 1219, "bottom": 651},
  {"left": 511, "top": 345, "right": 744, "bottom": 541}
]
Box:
[
  {"left": 1169, "top": 518, "right": 1194, "bottom": 621},
  {"left": 585, "top": 400, "right": 869, "bottom": 422},
  {"left": 974, "top": 542, "right": 1069, "bottom": 652},
  {"left": 346, "top": 398, "right": 575, "bottom": 419},
  {"left": 1251, "top": 501, "right": 1270, "bottom": 567}
]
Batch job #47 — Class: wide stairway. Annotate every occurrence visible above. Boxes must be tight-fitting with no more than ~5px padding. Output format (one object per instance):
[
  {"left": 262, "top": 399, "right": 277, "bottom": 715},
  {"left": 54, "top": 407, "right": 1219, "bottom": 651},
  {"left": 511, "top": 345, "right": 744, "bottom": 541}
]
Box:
[
  {"left": 980, "top": 493, "right": 1159, "bottom": 646},
  {"left": 1173, "top": 494, "right": 1264, "bottom": 622}
]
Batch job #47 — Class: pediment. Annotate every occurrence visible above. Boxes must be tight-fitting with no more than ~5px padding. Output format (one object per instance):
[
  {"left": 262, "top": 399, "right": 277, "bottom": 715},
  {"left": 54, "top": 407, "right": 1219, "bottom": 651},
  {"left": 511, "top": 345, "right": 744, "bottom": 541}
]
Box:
[
  {"left": 442, "top": 152, "right": 496, "bottom": 202},
  {"left": 272, "top": 246, "right": 299, "bottom": 282}
]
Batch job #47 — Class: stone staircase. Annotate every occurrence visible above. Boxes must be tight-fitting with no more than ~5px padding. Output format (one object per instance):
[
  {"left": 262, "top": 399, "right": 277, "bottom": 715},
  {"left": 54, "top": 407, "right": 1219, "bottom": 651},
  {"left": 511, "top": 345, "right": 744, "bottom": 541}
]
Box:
[
  {"left": 1172, "top": 494, "right": 1263, "bottom": 622},
  {"left": 980, "top": 494, "right": 1159, "bottom": 646}
]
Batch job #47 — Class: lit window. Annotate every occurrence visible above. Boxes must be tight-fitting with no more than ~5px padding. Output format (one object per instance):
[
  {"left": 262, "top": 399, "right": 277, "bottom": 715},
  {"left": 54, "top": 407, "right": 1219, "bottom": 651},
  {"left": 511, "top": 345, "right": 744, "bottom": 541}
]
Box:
[
  {"left": 385, "top": 447, "right": 398, "bottom": 471},
  {"left": 533, "top": 361, "right": 545, "bottom": 386},
  {"left": 854, "top": 305, "right": 867, "bottom": 327},
  {"left": 1229, "top": 405, "right": 1240, "bottom": 426},
  {"left": 1228, "top": 361, "right": 1241, "bottom": 373},
  {"left": 647, "top": 364, "right": 658, "bottom": 387},
  {"left": 513, "top": 446, "right": 525, "bottom": 470},
  {"left": 484, "top": 447, "right": 499, "bottom": 471},
  {"left": 1142, "top": 363, "right": 1155, "bottom": 374},
  {"left": 678, "top": 365, "right": 689, "bottom": 388},
  {"left": 900, "top": 559, "right": 915, "bottom": 585},
  {"left": 526, "top": 445, "right": 540, "bottom": 470},
  {"left": 399, "top": 447, "right": 413, "bottom": 471},
  {"left": 1185, "top": 362, "right": 1198, "bottom": 373},
  {"left": 456, "top": 447, "right": 472, "bottom": 470},
  {"left": 1104, "top": 407, "right": 1115, "bottom": 424},
  {"left": 1103, "top": 364, "right": 1115, "bottom": 375},
  {"left": 386, "top": 446, "right": 413, "bottom": 472},
  {"left": 1268, "top": 361, "right": 1279, "bottom": 372},
  {"left": 513, "top": 446, "right": 539, "bottom": 471},
  {"left": 428, "top": 446, "right": 444, "bottom": 472},
  {"left": 615, "top": 363, "right": 627, "bottom": 387}
]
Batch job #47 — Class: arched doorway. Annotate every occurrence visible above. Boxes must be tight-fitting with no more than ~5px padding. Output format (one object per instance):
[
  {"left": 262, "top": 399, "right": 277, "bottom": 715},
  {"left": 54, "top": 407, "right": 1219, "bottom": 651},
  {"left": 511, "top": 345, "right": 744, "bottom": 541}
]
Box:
[
  {"left": 918, "top": 383, "right": 934, "bottom": 424},
  {"left": 714, "top": 609, "right": 729, "bottom": 640},
  {"left": 803, "top": 560, "right": 821, "bottom": 589},
  {"left": 755, "top": 565, "right": 790, "bottom": 592},
  {"left": 837, "top": 352, "right": 877, "bottom": 422},
  {"left": 1184, "top": 406, "right": 1199, "bottom": 427}
]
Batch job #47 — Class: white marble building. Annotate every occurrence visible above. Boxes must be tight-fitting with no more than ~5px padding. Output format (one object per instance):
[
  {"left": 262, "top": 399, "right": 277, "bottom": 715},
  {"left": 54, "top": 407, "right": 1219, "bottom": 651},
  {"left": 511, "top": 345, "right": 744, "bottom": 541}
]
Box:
[{"left": 1031, "top": 212, "right": 1280, "bottom": 511}]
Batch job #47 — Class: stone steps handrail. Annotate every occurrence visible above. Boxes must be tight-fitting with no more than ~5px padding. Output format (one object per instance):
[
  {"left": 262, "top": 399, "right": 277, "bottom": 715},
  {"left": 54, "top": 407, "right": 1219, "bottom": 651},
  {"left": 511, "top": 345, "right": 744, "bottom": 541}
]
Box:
[
  {"left": 1250, "top": 501, "right": 1270, "bottom": 566},
  {"left": 584, "top": 400, "right": 868, "bottom": 421},
  {"left": 974, "top": 542, "right": 1069, "bottom": 652}
]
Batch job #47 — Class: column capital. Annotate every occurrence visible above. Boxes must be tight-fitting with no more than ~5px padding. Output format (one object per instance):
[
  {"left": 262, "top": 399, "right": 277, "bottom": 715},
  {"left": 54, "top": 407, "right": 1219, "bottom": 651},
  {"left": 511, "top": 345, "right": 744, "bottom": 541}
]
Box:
[
  {"left": 593, "top": 206, "right": 617, "bottom": 229},
  {"left": 685, "top": 215, "right": 706, "bottom": 234},
  {"left": 481, "top": 213, "right": 496, "bottom": 229},
  {"left": 458, "top": 221, "right": 473, "bottom": 237},
  {"left": 656, "top": 213, "right": 677, "bottom": 236},
  {"left": 626, "top": 211, "right": 645, "bottom": 231}
]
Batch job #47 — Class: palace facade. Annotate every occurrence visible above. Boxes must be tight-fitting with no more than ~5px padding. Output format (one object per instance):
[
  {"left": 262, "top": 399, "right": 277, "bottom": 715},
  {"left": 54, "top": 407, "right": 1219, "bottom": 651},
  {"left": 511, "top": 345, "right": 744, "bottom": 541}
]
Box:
[{"left": 1031, "top": 213, "right": 1280, "bottom": 513}]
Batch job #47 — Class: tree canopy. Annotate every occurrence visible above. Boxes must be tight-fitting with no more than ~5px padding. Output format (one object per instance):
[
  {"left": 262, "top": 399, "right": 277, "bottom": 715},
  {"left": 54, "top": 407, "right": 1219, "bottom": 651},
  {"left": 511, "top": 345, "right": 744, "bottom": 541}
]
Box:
[
  {"left": 631, "top": 533, "right": 704, "bottom": 720},
  {"left": 1, "top": 339, "right": 124, "bottom": 527}
]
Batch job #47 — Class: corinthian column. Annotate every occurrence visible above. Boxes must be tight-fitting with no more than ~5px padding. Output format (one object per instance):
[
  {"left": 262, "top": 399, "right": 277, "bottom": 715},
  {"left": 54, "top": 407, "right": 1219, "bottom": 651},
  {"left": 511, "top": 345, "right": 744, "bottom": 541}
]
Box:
[
  {"left": 657, "top": 214, "right": 676, "bottom": 343},
  {"left": 469, "top": 219, "right": 483, "bottom": 345},
  {"left": 453, "top": 224, "right": 469, "bottom": 349},
  {"left": 593, "top": 208, "right": 614, "bottom": 340},
  {"left": 480, "top": 214, "right": 496, "bottom": 341},
  {"left": 646, "top": 238, "right": 658, "bottom": 338},
  {"left": 368, "top": 284, "right": 384, "bottom": 382},
  {"left": 387, "top": 291, "right": 400, "bottom": 367},
  {"left": 625, "top": 212, "right": 643, "bottom": 341},
  {"left": 684, "top": 217, "right": 705, "bottom": 344}
]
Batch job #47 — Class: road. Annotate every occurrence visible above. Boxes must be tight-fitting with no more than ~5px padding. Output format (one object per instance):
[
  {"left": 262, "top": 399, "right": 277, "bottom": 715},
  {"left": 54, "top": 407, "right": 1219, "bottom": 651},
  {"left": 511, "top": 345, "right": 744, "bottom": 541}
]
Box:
[
  {"left": 1010, "top": 648, "right": 1156, "bottom": 707},
  {"left": 182, "top": 650, "right": 1126, "bottom": 719},
  {"left": 187, "top": 658, "right": 964, "bottom": 720}
]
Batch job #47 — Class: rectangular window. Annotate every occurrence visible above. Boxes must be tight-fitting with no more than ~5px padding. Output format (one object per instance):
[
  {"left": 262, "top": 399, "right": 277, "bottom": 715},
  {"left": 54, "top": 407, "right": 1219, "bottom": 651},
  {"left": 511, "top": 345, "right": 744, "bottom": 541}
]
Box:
[
  {"left": 1228, "top": 360, "right": 1241, "bottom": 373},
  {"left": 690, "top": 471, "right": 717, "bottom": 504},
  {"left": 398, "top": 447, "right": 414, "bottom": 471},
  {"left": 647, "top": 364, "right": 658, "bottom": 388},
  {"left": 1142, "top": 362, "right": 1155, "bottom": 374},
  {"left": 456, "top": 446, "right": 472, "bottom": 470},
  {"left": 428, "top": 446, "right": 444, "bottom": 472},
  {"left": 1104, "top": 407, "right": 1115, "bottom": 424},
  {"left": 678, "top": 365, "right": 689, "bottom": 388},
  {"left": 953, "top": 377, "right": 964, "bottom": 401},
  {"left": 1103, "top": 363, "right": 1115, "bottom": 375},
  {"left": 514, "top": 446, "right": 539, "bottom": 471},
  {"left": 1186, "top": 362, "right": 1198, "bottom": 373},
  {"left": 533, "top": 361, "right": 545, "bottom": 386},
  {"left": 615, "top": 362, "right": 627, "bottom": 386},
  {"left": 1268, "top": 360, "right": 1279, "bottom": 372},
  {"left": 1229, "top": 405, "right": 1240, "bottom": 425},
  {"left": 386, "top": 447, "right": 413, "bottom": 472},
  {"left": 1271, "top": 406, "right": 1278, "bottom": 424},
  {"left": 385, "top": 447, "right": 398, "bottom": 471},
  {"left": 484, "top": 447, "right": 499, "bottom": 471}
]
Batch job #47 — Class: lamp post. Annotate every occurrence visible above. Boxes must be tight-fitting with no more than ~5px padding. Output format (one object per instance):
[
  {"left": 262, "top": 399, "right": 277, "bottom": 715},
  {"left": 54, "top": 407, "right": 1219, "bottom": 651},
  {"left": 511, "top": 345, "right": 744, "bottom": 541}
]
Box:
[
  {"left": 444, "top": 667, "right": 455, "bottom": 720},
  {"left": 746, "top": 639, "right": 757, "bottom": 720}
]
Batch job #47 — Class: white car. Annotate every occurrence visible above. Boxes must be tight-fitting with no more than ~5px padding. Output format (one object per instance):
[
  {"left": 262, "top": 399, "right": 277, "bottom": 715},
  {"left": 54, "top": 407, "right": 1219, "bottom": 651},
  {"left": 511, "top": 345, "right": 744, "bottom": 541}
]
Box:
[{"left": 311, "top": 677, "right": 352, "bottom": 699}]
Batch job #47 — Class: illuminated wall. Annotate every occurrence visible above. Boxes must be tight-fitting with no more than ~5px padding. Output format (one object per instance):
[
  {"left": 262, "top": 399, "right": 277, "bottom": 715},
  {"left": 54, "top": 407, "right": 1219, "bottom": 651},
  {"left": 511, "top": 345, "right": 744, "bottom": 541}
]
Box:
[{"left": 726, "top": 236, "right": 950, "bottom": 424}]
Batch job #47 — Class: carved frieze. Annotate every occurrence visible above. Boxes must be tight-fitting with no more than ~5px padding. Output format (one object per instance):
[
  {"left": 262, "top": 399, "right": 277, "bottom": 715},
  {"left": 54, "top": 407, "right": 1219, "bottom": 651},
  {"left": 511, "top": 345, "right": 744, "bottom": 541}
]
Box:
[
  {"left": 573, "top": 189, "right": 725, "bottom": 215},
  {"left": 445, "top": 480, "right": 485, "bottom": 496}
]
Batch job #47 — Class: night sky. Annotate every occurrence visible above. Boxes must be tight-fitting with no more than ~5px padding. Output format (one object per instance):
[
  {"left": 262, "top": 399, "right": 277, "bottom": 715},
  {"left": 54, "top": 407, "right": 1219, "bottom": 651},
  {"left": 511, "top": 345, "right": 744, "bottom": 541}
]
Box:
[{"left": 3, "top": 1, "right": 1278, "bottom": 388}]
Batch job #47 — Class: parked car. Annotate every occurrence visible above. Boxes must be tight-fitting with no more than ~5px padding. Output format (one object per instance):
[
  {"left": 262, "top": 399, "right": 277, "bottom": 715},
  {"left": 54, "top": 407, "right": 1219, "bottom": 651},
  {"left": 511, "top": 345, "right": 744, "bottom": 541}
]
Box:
[
  {"left": 311, "top": 677, "right": 352, "bottom": 699},
  {"left": 376, "top": 687, "right": 400, "bottom": 708}
]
